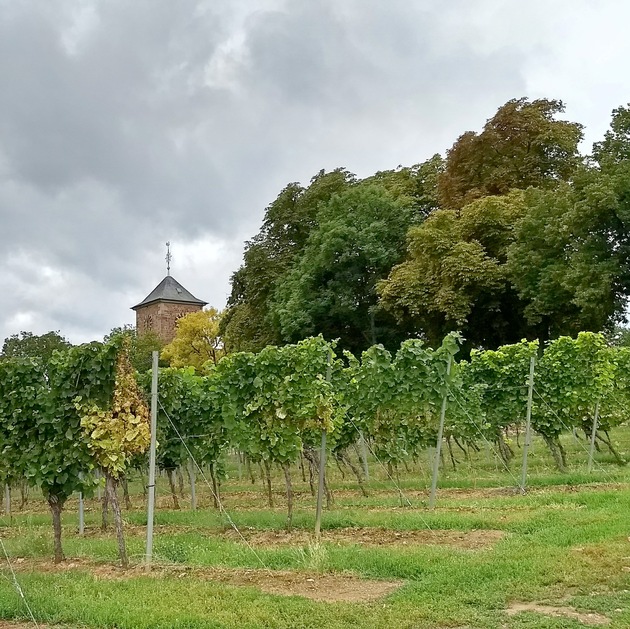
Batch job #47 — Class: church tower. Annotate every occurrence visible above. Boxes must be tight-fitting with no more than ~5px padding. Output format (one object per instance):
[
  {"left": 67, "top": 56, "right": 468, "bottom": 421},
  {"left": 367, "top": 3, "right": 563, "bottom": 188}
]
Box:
[{"left": 132, "top": 243, "right": 207, "bottom": 344}]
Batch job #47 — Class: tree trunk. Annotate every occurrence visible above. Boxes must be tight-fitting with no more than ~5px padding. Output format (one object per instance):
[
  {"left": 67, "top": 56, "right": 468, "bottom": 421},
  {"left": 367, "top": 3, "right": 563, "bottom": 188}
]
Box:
[
  {"left": 446, "top": 436, "right": 458, "bottom": 470},
  {"left": 543, "top": 434, "right": 566, "bottom": 471},
  {"left": 19, "top": 481, "right": 28, "bottom": 510},
  {"left": 101, "top": 486, "right": 109, "bottom": 531},
  {"left": 139, "top": 469, "right": 147, "bottom": 497},
  {"left": 453, "top": 436, "right": 469, "bottom": 459},
  {"left": 245, "top": 455, "right": 255, "bottom": 484},
  {"left": 47, "top": 495, "right": 65, "bottom": 564},
  {"left": 209, "top": 463, "right": 220, "bottom": 509},
  {"left": 333, "top": 453, "right": 347, "bottom": 479},
  {"left": 262, "top": 460, "right": 273, "bottom": 507},
  {"left": 122, "top": 476, "right": 132, "bottom": 510},
  {"left": 105, "top": 472, "right": 129, "bottom": 569},
  {"left": 557, "top": 438, "right": 567, "bottom": 469},
  {"left": 325, "top": 476, "right": 333, "bottom": 509},
  {"left": 302, "top": 447, "right": 318, "bottom": 497},
  {"left": 282, "top": 463, "right": 293, "bottom": 531},
  {"left": 177, "top": 468, "right": 185, "bottom": 497},
  {"left": 299, "top": 453, "right": 307, "bottom": 483},
  {"left": 303, "top": 447, "right": 332, "bottom": 506},
  {"left": 596, "top": 431, "right": 625, "bottom": 465},
  {"left": 496, "top": 432, "right": 514, "bottom": 466},
  {"left": 236, "top": 451, "right": 243, "bottom": 481},
  {"left": 166, "top": 469, "right": 180, "bottom": 509},
  {"left": 340, "top": 450, "right": 368, "bottom": 497}
]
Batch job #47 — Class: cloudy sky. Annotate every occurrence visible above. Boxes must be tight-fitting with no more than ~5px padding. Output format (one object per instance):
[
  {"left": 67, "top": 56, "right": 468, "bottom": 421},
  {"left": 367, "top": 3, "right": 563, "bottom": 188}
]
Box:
[{"left": 1, "top": 0, "right": 629, "bottom": 344}]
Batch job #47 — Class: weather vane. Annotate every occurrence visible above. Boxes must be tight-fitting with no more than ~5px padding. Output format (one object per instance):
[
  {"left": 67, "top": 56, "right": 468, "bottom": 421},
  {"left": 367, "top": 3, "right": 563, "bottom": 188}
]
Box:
[{"left": 165, "top": 241, "right": 172, "bottom": 275}]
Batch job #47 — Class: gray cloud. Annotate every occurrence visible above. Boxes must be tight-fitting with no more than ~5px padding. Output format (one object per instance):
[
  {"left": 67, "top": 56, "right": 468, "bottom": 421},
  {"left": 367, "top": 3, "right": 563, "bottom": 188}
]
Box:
[{"left": 0, "top": 0, "right": 628, "bottom": 343}]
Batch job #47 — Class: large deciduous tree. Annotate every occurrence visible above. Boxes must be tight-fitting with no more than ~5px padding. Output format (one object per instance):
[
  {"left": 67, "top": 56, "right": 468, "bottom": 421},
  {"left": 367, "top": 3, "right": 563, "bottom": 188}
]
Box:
[
  {"left": 378, "top": 191, "right": 530, "bottom": 349},
  {"left": 362, "top": 154, "right": 444, "bottom": 219},
  {"left": 271, "top": 184, "right": 417, "bottom": 354},
  {"left": 593, "top": 104, "right": 630, "bottom": 167},
  {"left": 223, "top": 169, "right": 355, "bottom": 351},
  {"left": 507, "top": 171, "right": 630, "bottom": 338},
  {"left": 438, "top": 98, "right": 583, "bottom": 210}
]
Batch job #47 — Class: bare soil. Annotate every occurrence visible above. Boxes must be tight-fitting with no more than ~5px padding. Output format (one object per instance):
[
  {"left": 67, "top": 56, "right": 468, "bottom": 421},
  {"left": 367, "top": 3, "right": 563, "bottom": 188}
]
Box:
[
  {"left": 192, "top": 567, "right": 402, "bottom": 602},
  {"left": 506, "top": 601, "right": 610, "bottom": 625},
  {"left": 222, "top": 526, "right": 505, "bottom": 549}
]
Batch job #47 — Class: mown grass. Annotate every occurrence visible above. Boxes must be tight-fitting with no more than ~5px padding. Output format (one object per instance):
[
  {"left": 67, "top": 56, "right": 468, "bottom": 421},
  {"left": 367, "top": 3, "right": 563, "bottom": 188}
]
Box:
[{"left": 1, "top": 429, "right": 630, "bottom": 628}]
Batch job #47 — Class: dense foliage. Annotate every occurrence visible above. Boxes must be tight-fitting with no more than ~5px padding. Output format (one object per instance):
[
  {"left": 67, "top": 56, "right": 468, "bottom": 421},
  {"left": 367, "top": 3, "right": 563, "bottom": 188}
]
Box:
[
  {"left": 226, "top": 97, "right": 630, "bottom": 354},
  {"left": 0, "top": 340, "right": 150, "bottom": 563},
  {"left": 2, "top": 330, "right": 629, "bottom": 561},
  {"left": 0, "top": 330, "right": 71, "bottom": 365}
]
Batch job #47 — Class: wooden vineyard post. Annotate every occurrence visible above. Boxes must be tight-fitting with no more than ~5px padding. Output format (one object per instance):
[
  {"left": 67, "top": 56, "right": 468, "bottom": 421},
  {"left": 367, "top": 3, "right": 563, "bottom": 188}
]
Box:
[
  {"left": 588, "top": 401, "right": 600, "bottom": 473},
  {"left": 429, "top": 356, "right": 452, "bottom": 509},
  {"left": 315, "top": 350, "right": 332, "bottom": 539},
  {"left": 145, "top": 351, "right": 159, "bottom": 570},
  {"left": 519, "top": 356, "right": 536, "bottom": 493}
]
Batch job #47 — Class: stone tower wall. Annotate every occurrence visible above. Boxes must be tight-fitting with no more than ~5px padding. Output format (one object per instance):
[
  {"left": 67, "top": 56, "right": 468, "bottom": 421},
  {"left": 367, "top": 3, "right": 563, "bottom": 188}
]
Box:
[{"left": 136, "top": 301, "right": 203, "bottom": 344}]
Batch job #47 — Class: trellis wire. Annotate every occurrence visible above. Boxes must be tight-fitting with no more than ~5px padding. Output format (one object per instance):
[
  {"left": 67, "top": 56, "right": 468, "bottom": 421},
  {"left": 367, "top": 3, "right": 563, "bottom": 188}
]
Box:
[{"left": 0, "top": 535, "right": 40, "bottom": 628}]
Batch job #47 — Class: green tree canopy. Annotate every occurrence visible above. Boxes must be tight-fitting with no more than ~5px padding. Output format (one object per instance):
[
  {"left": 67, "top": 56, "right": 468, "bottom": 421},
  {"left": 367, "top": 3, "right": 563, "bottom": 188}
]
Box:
[
  {"left": 593, "top": 104, "right": 630, "bottom": 167},
  {"left": 438, "top": 98, "right": 583, "bottom": 210},
  {"left": 378, "top": 192, "right": 529, "bottom": 349},
  {"left": 362, "top": 154, "right": 444, "bottom": 219},
  {"left": 1, "top": 330, "right": 71, "bottom": 364},
  {"left": 507, "top": 170, "right": 630, "bottom": 337},
  {"left": 224, "top": 168, "right": 355, "bottom": 351},
  {"left": 271, "top": 184, "right": 417, "bottom": 354}
]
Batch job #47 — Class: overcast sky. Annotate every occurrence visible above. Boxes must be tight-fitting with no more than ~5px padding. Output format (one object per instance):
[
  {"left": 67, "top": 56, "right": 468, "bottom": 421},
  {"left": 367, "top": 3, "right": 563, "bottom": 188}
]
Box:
[{"left": 1, "top": 0, "right": 629, "bottom": 345}]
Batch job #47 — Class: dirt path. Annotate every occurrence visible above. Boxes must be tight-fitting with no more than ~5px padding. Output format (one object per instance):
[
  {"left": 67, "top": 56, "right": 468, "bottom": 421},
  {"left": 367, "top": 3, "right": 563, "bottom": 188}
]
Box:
[{"left": 222, "top": 526, "right": 505, "bottom": 549}]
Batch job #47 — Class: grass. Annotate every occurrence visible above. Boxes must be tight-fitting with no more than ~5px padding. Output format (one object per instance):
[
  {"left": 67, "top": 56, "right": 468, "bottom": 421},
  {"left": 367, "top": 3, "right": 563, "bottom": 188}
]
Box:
[{"left": 1, "top": 429, "right": 630, "bottom": 628}]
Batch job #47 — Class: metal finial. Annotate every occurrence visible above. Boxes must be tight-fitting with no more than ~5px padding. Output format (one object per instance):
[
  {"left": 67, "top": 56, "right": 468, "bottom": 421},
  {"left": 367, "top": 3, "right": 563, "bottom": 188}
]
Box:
[{"left": 165, "top": 241, "right": 172, "bottom": 275}]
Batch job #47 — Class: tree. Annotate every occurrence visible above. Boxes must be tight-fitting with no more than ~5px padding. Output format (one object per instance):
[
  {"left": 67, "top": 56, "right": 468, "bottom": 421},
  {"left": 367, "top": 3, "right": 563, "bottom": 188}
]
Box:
[
  {"left": 438, "top": 98, "right": 583, "bottom": 210},
  {"left": 161, "top": 308, "right": 224, "bottom": 370},
  {"left": 104, "top": 325, "right": 164, "bottom": 373},
  {"left": 76, "top": 343, "right": 150, "bottom": 567},
  {"left": 1, "top": 330, "right": 71, "bottom": 364},
  {"left": 224, "top": 169, "right": 355, "bottom": 351},
  {"left": 593, "top": 104, "right": 630, "bottom": 167},
  {"left": 0, "top": 341, "right": 120, "bottom": 563},
  {"left": 362, "top": 154, "right": 445, "bottom": 219},
  {"left": 271, "top": 184, "right": 417, "bottom": 354},
  {"left": 378, "top": 191, "right": 530, "bottom": 349},
  {"left": 507, "top": 173, "right": 629, "bottom": 338},
  {"left": 607, "top": 325, "right": 630, "bottom": 346}
]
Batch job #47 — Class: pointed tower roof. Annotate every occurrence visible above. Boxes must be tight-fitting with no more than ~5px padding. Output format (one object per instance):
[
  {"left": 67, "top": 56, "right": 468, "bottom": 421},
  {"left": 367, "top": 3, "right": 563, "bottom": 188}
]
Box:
[{"left": 132, "top": 275, "right": 207, "bottom": 310}]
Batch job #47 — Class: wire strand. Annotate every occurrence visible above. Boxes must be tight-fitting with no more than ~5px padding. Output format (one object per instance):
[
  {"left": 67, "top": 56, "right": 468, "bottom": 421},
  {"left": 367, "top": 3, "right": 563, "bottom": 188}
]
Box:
[
  {"left": 157, "top": 399, "right": 273, "bottom": 574},
  {"left": 446, "top": 385, "right": 525, "bottom": 489},
  {"left": 532, "top": 387, "right": 622, "bottom": 483},
  {"left": 0, "top": 535, "right": 40, "bottom": 628}
]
